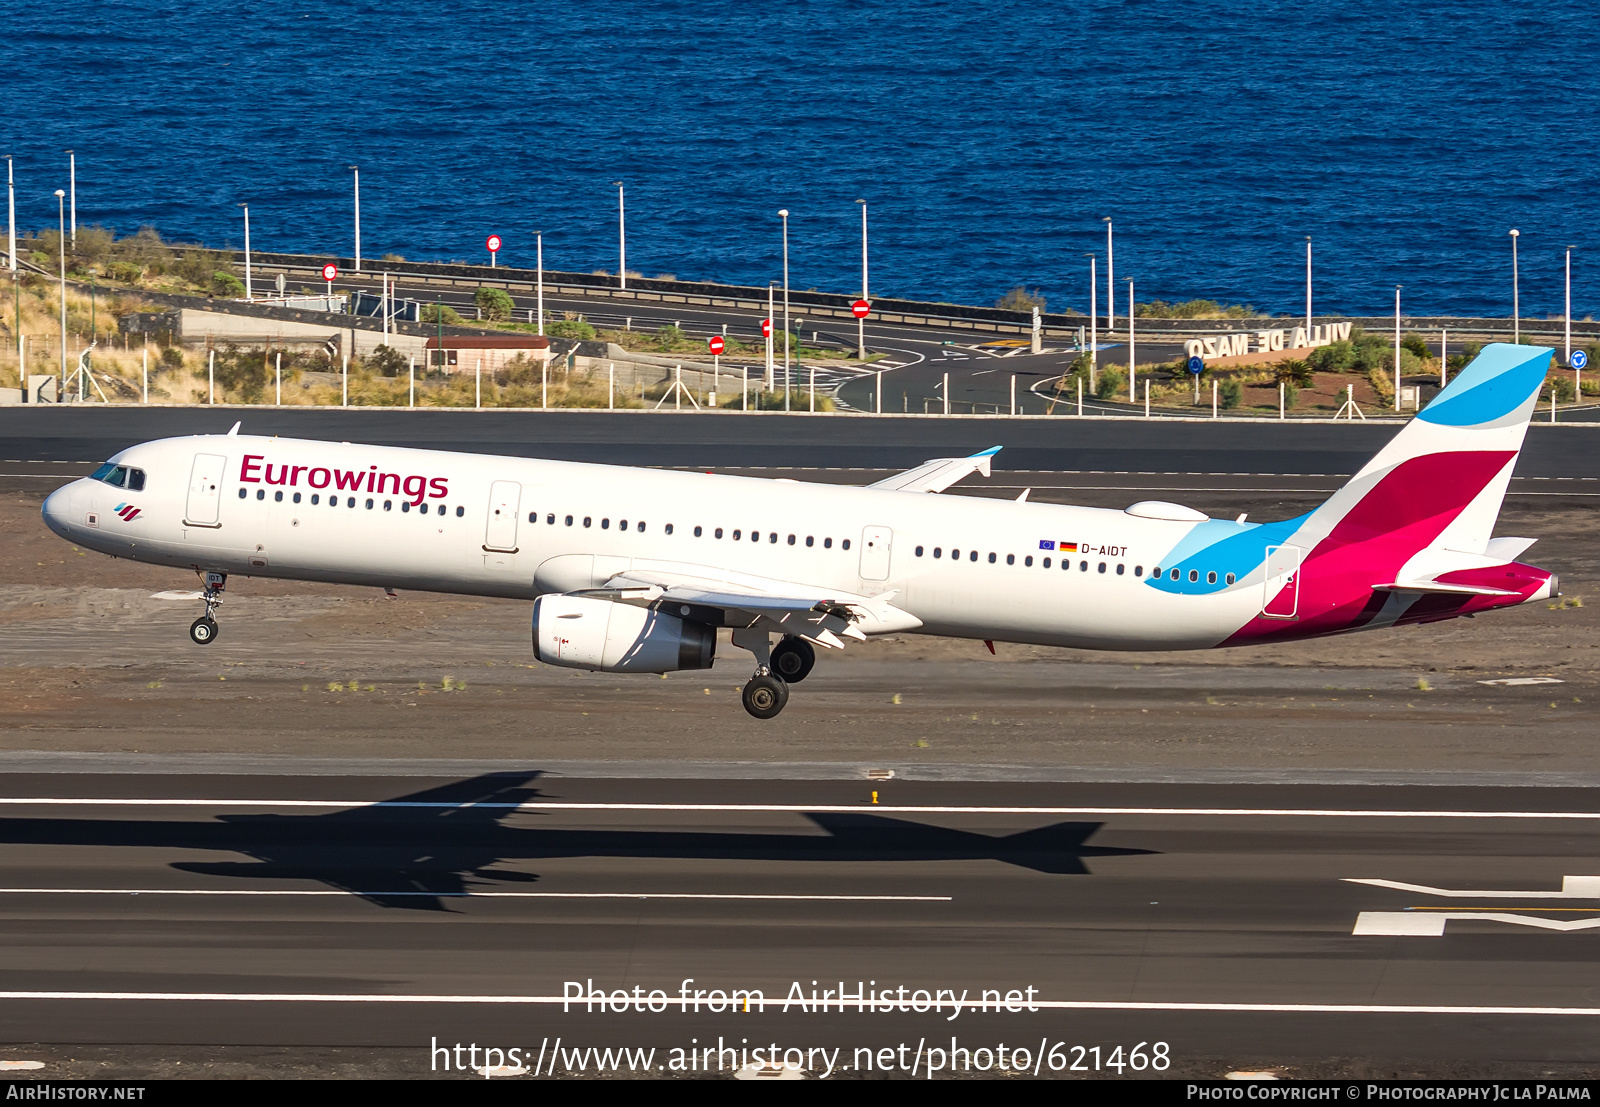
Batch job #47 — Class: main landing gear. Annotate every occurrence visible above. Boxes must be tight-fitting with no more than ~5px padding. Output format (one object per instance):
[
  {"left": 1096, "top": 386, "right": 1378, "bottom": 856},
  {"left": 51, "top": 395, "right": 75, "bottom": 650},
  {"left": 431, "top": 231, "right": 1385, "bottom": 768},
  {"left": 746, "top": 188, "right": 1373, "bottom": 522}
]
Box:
[
  {"left": 737, "top": 634, "right": 815, "bottom": 719},
  {"left": 189, "top": 571, "right": 226, "bottom": 646}
]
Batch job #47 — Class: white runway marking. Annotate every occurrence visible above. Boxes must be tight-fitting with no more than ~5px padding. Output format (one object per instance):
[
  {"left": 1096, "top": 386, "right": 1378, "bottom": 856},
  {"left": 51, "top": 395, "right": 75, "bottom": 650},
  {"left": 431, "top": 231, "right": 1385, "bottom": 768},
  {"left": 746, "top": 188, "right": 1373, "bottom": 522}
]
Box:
[
  {"left": 1353, "top": 912, "right": 1600, "bottom": 936},
  {"left": 3, "top": 799, "right": 1599, "bottom": 820},
  {"left": 0, "top": 991, "right": 1594, "bottom": 1015},
  {"left": 1347, "top": 876, "right": 1600, "bottom": 899},
  {"left": 0, "top": 888, "right": 948, "bottom": 902}
]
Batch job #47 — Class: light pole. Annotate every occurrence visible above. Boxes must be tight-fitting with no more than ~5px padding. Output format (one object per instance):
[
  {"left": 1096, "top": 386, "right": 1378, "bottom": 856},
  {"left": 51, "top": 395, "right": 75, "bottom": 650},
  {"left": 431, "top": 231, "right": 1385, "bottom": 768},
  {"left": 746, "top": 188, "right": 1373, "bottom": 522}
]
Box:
[
  {"left": 1393, "top": 285, "right": 1402, "bottom": 412},
  {"left": 779, "top": 209, "right": 790, "bottom": 410},
  {"left": 1085, "top": 253, "right": 1097, "bottom": 388},
  {"left": 349, "top": 166, "right": 361, "bottom": 272},
  {"left": 1304, "top": 236, "right": 1312, "bottom": 337},
  {"left": 1564, "top": 245, "right": 1573, "bottom": 369},
  {"left": 238, "top": 203, "right": 251, "bottom": 299},
  {"left": 614, "top": 181, "right": 626, "bottom": 291},
  {"left": 1509, "top": 229, "right": 1520, "bottom": 344},
  {"left": 54, "top": 189, "right": 66, "bottom": 393},
  {"left": 1127, "top": 277, "right": 1136, "bottom": 403},
  {"left": 4, "top": 154, "right": 13, "bottom": 274},
  {"left": 536, "top": 232, "right": 544, "bottom": 337},
  {"left": 1102, "top": 217, "right": 1113, "bottom": 335},
  {"left": 855, "top": 198, "right": 868, "bottom": 359},
  {"left": 766, "top": 282, "right": 777, "bottom": 390},
  {"left": 65, "top": 150, "right": 75, "bottom": 245}
]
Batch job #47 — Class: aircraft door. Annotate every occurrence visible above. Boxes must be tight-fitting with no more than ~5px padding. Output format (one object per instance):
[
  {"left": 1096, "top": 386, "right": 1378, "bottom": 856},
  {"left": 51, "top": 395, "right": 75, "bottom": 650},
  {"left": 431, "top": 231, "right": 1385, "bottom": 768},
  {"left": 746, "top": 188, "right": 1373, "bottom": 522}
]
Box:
[
  {"left": 1262, "top": 544, "right": 1303, "bottom": 619},
  {"left": 185, "top": 453, "right": 227, "bottom": 527},
  {"left": 484, "top": 480, "right": 521, "bottom": 552},
  {"left": 859, "top": 525, "right": 893, "bottom": 581}
]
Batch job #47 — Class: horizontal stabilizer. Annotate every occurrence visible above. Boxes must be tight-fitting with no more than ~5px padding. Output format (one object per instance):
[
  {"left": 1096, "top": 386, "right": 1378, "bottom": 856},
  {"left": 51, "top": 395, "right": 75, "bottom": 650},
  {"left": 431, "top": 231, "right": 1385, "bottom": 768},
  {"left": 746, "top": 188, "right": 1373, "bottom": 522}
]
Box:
[
  {"left": 870, "top": 446, "right": 1000, "bottom": 493},
  {"left": 1374, "top": 581, "right": 1518, "bottom": 597}
]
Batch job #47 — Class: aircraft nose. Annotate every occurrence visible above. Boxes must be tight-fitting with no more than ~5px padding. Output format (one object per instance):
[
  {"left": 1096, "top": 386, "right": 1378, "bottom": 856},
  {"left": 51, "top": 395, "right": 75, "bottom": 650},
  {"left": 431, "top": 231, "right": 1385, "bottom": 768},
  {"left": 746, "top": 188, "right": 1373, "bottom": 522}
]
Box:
[{"left": 41, "top": 481, "right": 84, "bottom": 540}]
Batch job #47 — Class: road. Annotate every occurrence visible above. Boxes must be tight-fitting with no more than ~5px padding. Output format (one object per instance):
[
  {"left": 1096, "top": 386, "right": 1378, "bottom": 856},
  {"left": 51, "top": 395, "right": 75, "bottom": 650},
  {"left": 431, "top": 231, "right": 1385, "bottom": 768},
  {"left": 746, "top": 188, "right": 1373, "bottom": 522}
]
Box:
[{"left": 0, "top": 770, "right": 1594, "bottom": 1077}]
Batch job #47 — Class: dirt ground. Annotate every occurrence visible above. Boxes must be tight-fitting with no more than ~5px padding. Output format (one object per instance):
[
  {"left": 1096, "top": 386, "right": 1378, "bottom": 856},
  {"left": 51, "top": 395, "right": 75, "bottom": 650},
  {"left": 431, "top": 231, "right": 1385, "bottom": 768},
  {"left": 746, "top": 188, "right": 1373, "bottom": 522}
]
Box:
[{"left": 3, "top": 478, "right": 1597, "bottom": 779}]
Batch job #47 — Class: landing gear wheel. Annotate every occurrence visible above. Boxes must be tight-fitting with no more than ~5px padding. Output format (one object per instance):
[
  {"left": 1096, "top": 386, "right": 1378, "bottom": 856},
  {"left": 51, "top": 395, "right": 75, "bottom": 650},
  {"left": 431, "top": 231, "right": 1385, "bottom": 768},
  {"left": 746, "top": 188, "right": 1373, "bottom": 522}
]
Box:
[
  {"left": 770, "top": 637, "right": 816, "bottom": 683},
  {"left": 189, "top": 616, "right": 219, "bottom": 646},
  {"left": 741, "top": 674, "right": 789, "bottom": 720}
]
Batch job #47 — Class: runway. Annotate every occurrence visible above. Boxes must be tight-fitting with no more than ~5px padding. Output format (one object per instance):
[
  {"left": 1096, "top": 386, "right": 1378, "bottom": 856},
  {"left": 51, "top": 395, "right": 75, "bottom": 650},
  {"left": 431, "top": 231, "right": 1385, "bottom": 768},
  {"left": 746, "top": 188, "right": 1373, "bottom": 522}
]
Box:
[{"left": 0, "top": 771, "right": 1594, "bottom": 1076}]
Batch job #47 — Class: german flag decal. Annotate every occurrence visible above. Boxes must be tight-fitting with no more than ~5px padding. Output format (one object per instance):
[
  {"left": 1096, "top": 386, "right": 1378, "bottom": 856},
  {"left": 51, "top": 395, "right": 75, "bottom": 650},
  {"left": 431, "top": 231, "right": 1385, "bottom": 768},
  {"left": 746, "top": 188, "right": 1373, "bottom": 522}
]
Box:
[{"left": 1059, "top": 542, "right": 1078, "bottom": 553}]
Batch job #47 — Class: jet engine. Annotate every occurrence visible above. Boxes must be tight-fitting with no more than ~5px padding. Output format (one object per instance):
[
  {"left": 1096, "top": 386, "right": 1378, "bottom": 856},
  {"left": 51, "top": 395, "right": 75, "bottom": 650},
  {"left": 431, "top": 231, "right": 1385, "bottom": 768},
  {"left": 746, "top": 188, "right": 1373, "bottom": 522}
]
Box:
[{"left": 532, "top": 594, "right": 716, "bottom": 673}]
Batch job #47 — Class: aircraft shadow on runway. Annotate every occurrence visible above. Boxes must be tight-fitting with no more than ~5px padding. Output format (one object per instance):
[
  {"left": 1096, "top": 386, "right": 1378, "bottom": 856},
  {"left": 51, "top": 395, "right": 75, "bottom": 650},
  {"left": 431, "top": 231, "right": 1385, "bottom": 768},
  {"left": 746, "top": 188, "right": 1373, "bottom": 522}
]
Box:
[{"left": 0, "top": 772, "right": 1155, "bottom": 911}]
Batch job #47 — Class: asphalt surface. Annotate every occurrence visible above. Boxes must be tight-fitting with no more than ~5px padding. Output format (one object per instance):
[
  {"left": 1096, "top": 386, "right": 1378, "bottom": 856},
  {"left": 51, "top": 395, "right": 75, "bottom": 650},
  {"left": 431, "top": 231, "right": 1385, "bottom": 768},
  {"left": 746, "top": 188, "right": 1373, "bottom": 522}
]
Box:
[{"left": 0, "top": 771, "right": 1595, "bottom": 1076}]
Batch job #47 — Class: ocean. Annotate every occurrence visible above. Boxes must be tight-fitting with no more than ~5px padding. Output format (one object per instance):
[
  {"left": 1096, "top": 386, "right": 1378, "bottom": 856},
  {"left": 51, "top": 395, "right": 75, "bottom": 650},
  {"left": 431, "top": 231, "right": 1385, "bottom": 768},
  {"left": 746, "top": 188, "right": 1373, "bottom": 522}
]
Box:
[{"left": 5, "top": 0, "right": 1597, "bottom": 317}]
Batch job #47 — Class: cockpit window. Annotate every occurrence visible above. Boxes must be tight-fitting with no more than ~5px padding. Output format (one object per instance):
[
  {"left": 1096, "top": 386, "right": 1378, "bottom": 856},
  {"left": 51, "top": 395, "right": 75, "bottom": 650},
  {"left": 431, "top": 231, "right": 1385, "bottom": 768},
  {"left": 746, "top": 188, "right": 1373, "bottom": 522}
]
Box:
[{"left": 90, "top": 463, "right": 145, "bottom": 491}]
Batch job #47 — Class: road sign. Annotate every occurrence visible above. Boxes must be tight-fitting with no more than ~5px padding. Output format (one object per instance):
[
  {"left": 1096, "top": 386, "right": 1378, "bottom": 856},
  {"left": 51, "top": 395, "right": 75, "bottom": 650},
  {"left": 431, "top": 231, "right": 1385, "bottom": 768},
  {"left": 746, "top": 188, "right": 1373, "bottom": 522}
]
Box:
[
  {"left": 321, "top": 263, "right": 338, "bottom": 282},
  {"left": 761, "top": 319, "right": 772, "bottom": 338},
  {"left": 1188, "top": 355, "right": 1205, "bottom": 375},
  {"left": 486, "top": 235, "right": 502, "bottom": 254},
  {"left": 1573, "top": 350, "right": 1589, "bottom": 370},
  {"left": 851, "top": 300, "right": 871, "bottom": 319},
  {"left": 708, "top": 336, "right": 725, "bottom": 355}
]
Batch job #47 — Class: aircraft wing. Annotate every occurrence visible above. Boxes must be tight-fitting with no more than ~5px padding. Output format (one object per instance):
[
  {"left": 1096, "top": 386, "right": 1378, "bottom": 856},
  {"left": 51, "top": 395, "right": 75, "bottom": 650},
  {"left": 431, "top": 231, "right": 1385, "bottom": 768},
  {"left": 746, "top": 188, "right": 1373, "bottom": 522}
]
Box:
[
  {"left": 868, "top": 446, "right": 1000, "bottom": 493},
  {"left": 574, "top": 564, "right": 921, "bottom": 648}
]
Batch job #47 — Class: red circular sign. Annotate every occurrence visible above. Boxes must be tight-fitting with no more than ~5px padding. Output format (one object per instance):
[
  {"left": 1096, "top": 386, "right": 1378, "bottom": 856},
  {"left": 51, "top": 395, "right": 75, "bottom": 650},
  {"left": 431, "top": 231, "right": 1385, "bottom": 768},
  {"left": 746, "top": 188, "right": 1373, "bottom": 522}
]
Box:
[
  {"left": 760, "top": 318, "right": 772, "bottom": 338},
  {"left": 851, "top": 299, "right": 871, "bottom": 319},
  {"left": 708, "top": 336, "right": 725, "bottom": 355},
  {"left": 486, "top": 235, "right": 502, "bottom": 253},
  {"left": 321, "top": 263, "right": 338, "bottom": 282}
]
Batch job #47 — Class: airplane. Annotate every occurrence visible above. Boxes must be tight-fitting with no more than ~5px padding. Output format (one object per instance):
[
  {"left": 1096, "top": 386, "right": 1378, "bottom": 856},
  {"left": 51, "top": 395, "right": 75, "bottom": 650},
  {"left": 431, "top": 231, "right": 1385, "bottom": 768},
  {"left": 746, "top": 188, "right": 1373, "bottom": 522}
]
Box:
[{"left": 41, "top": 342, "right": 1559, "bottom": 720}]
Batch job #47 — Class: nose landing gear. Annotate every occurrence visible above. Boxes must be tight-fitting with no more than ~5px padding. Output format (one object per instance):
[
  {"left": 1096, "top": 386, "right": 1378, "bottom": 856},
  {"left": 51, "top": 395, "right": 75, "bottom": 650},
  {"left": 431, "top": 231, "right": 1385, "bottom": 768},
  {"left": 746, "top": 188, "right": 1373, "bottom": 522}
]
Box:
[{"left": 189, "top": 571, "right": 226, "bottom": 646}]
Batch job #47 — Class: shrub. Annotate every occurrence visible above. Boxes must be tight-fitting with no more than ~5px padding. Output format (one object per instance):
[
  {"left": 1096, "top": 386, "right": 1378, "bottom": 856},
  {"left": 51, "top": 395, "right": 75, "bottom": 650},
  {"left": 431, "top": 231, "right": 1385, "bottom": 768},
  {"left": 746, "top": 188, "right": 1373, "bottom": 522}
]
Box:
[
  {"left": 474, "top": 287, "right": 514, "bottom": 321},
  {"left": 171, "top": 247, "right": 229, "bottom": 288},
  {"left": 1218, "top": 379, "right": 1243, "bottom": 409},
  {"left": 1446, "top": 342, "right": 1482, "bottom": 373},
  {"left": 655, "top": 324, "right": 686, "bottom": 346},
  {"left": 546, "top": 318, "right": 596, "bottom": 341},
  {"left": 1548, "top": 375, "right": 1576, "bottom": 403},
  {"left": 1282, "top": 383, "right": 1299, "bottom": 409},
  {"left": 211, "top": 271, "right": 245, "bottom": 297},
  {"left": 420, "top": 303, "right": 462, "bottom": 325},
  {"left": 1402, "top": 332, "right": 1431, "bottom": 359},
  {"left": 1135, "top": 299, "right": 1256, "bottom": 319},
  {"left": 995, "top": 287, "right": 1047, "bottom": 313},
  {"left": 159, "top": 346, "right": 185, "bottom": 370},
  {"left": 210, "top": 343, "right": 270, "bottom": 403},
  {"left": 1274, "top": 358, "right": 1313, "bottom": 386},
  {"left": 1094, "top": 367, "right": 1126, "bottom": 400},
  {"left": 366, "top": 344, "right": 409, "bottom": 378}
]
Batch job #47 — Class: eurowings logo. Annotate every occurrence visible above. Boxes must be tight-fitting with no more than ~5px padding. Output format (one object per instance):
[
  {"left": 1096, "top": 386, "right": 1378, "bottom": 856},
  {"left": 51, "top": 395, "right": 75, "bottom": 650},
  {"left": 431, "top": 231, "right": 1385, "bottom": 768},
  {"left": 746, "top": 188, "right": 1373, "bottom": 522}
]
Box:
[{"left": 113, "top": 502, "right": 141, "bottom": 521}]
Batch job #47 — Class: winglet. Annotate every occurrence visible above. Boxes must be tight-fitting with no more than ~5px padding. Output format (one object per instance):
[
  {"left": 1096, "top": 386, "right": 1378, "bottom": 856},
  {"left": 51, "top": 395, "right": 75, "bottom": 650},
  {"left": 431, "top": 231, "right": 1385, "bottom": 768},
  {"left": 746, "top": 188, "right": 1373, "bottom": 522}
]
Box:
[{"left": 226, "top": 421, "right": 242, "bottom": 436}]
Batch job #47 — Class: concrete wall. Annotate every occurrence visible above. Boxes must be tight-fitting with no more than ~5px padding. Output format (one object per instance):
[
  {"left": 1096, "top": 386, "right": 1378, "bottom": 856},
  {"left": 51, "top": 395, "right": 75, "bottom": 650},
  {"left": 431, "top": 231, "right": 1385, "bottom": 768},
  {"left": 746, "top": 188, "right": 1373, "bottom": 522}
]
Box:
[{"left": 174, "top": 308, "right": 429, "bottom": 360}]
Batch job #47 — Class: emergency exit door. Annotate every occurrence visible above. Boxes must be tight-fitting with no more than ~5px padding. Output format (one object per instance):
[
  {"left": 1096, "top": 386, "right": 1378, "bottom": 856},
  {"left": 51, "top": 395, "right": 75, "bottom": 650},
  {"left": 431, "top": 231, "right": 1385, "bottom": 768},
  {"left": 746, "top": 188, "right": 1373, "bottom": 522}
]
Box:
[
  {"left": 859, "top": 526, "right": 893, "bottom": 581},
  {"left": 484, "top": 481, "right": 521, "bottom": 551}
]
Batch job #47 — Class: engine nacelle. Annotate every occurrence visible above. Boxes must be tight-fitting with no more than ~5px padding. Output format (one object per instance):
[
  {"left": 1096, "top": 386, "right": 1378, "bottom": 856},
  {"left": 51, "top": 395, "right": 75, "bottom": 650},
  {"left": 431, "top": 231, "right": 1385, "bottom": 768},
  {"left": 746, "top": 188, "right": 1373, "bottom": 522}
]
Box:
[{"left": 532, "top": 594, "right": 716, "bottom": 673}]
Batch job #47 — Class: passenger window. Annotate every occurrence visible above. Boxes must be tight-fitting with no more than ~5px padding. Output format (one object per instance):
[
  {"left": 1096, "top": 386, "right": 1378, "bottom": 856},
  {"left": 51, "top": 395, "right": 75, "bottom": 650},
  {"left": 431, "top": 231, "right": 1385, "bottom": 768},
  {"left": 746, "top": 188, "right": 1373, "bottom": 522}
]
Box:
[
  {"left": 969, "top": 550, "right": 978, "bottom": 562},
  {"left": 1207, "top": 571, "right": 1217, "bottom": 584},
  {"left": 1080, "top": 561, "right": 1088, "bottom": 571},
  {"left": 1134, "top": 565, "right": 1142, "bottom": 577},
  {"left": 528, "top": 512, "right": 537, "bottom": 523},
  {"left": 733, "top": 529, "right": 742, "bottom": 540},
  {"left": 620, "top": 520, "right": 629, "bottom": 531},
  {"left": 751, "top": 531, "right": 759, "bottom": 543},
  {"left": 384, "top": 500, "right": 392, "bottom": 511},
  {"left": 1007, "top": 554, "right": 1015, "bottom": 565},
  {"left": 348, "top": 497, "right": 357, "bottom": 508},
  {"left": 602, "top": 518, "right": 611, "bottom": 529},
  {"left": 366, "top": 498, "right": 374, "bottom": 509},
  {"left": 311, "top": 494, "right": 320, "bottom": 505},
  {"left": 1024, "top": 555, "right": 1033, "bottom": 567},
  {"left": 915, "top": 546, "right": 924, "bottom": 557},
  {"left": 547, "top": 514, "right": 555, "bottom": 525},
  {"left": 255, "top": 489, "right": 265, "bottom": 500},
  {"left": 238, "top": 489, "right": 247, "bottom": 499},
  {"left": 127, "top": 469, "right": 145, "bottom": 491},
  {"left": 842, "top": 539, "right": 851, "bottom": 550},
  {"left": 770, "top": 533, "right": 778, "bottom": 543},
  {"left": 933, "top": 547, "right": 942, "bottom": 559},
  {"left": 274, "top": 491, "right": 284, "bottom": 502},
  {"left": 1226, "top": 573, "right": 1236, "bottom": 584},
  {"left": 715, "top": 528, "right": 724, "bottom": 539},
  {"left": 805, "top": 536, "right": 813, "bottom": 547},
  {"left": 824, "top": 538, "right": 832, "bottom": 549},
  {"left": 455, "top": 506, "right": 464, "bottom": 517},
  {"left": 694, "top": 526, "right": 702, "bottom": 537},
  {"left": 787, "top": 534, "right": 795, "bottom": 545},
  {"left": 1116, "top": 564, "right": 1124, "bottom": 575},
  {"left": 1152, "top": 566, "right": 1160, "bottom": 578},
  {"left": 638, "top": 522, "right": 647, "bottom": 533},
  {"left": 952, "top": 548, "right": 960, "bottom": 559},
  {"left": 1170, "top": 569, "right": 1180, "bottom": 581},
  {"left": 1097, "top": 562, "right": 1106, "bottom": 573},
  {"left": 402, "top": 501, "right": 410, "bottom": 513},
  {"left": 293, "top": 493, "right": 302, "bottom": 504},
  {"left": 565, "top": 515, "right": 574, "bottom": 526},
  {"left": 583, "top": 517, "right": 592, "bottom": 528},
  {"left": 665, "top": 524, "right": 674, "bottom": 534},
  {"left": 1043, "top": 557, "right": 1051, "bottom": 568},
  {"left": 438, "top": 504, "right": 447, "bottom": 516},
  {"left": 1188, "top": 570, "right": 1199, "bottom": 582},
  {"left": 988, "top": 552, "right": 996, "bottom": 564}
]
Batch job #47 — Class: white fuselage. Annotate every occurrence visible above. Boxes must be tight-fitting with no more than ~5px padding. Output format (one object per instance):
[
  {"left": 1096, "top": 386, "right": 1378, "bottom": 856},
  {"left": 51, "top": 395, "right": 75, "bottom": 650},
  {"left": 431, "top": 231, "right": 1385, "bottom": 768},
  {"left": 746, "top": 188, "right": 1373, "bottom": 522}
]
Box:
[{"left": 43, "top": 433, "right": 1271, "bottom": 651}]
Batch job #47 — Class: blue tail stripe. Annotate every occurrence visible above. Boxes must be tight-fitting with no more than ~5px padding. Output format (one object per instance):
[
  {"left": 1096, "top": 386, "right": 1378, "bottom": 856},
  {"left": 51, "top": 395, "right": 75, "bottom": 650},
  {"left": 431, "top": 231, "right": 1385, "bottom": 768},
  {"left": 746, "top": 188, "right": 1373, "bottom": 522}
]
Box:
[{"left": 1418, "top": 343, "right": 1551, "bottom": 428}]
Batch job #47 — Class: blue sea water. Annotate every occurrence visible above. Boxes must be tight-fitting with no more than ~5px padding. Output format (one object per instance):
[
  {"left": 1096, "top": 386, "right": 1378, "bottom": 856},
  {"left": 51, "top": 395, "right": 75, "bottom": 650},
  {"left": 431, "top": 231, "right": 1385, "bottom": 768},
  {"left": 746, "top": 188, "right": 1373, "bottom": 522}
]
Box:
[{"left": 4, "top": 0, "right": 1597, "bottom": 317}]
